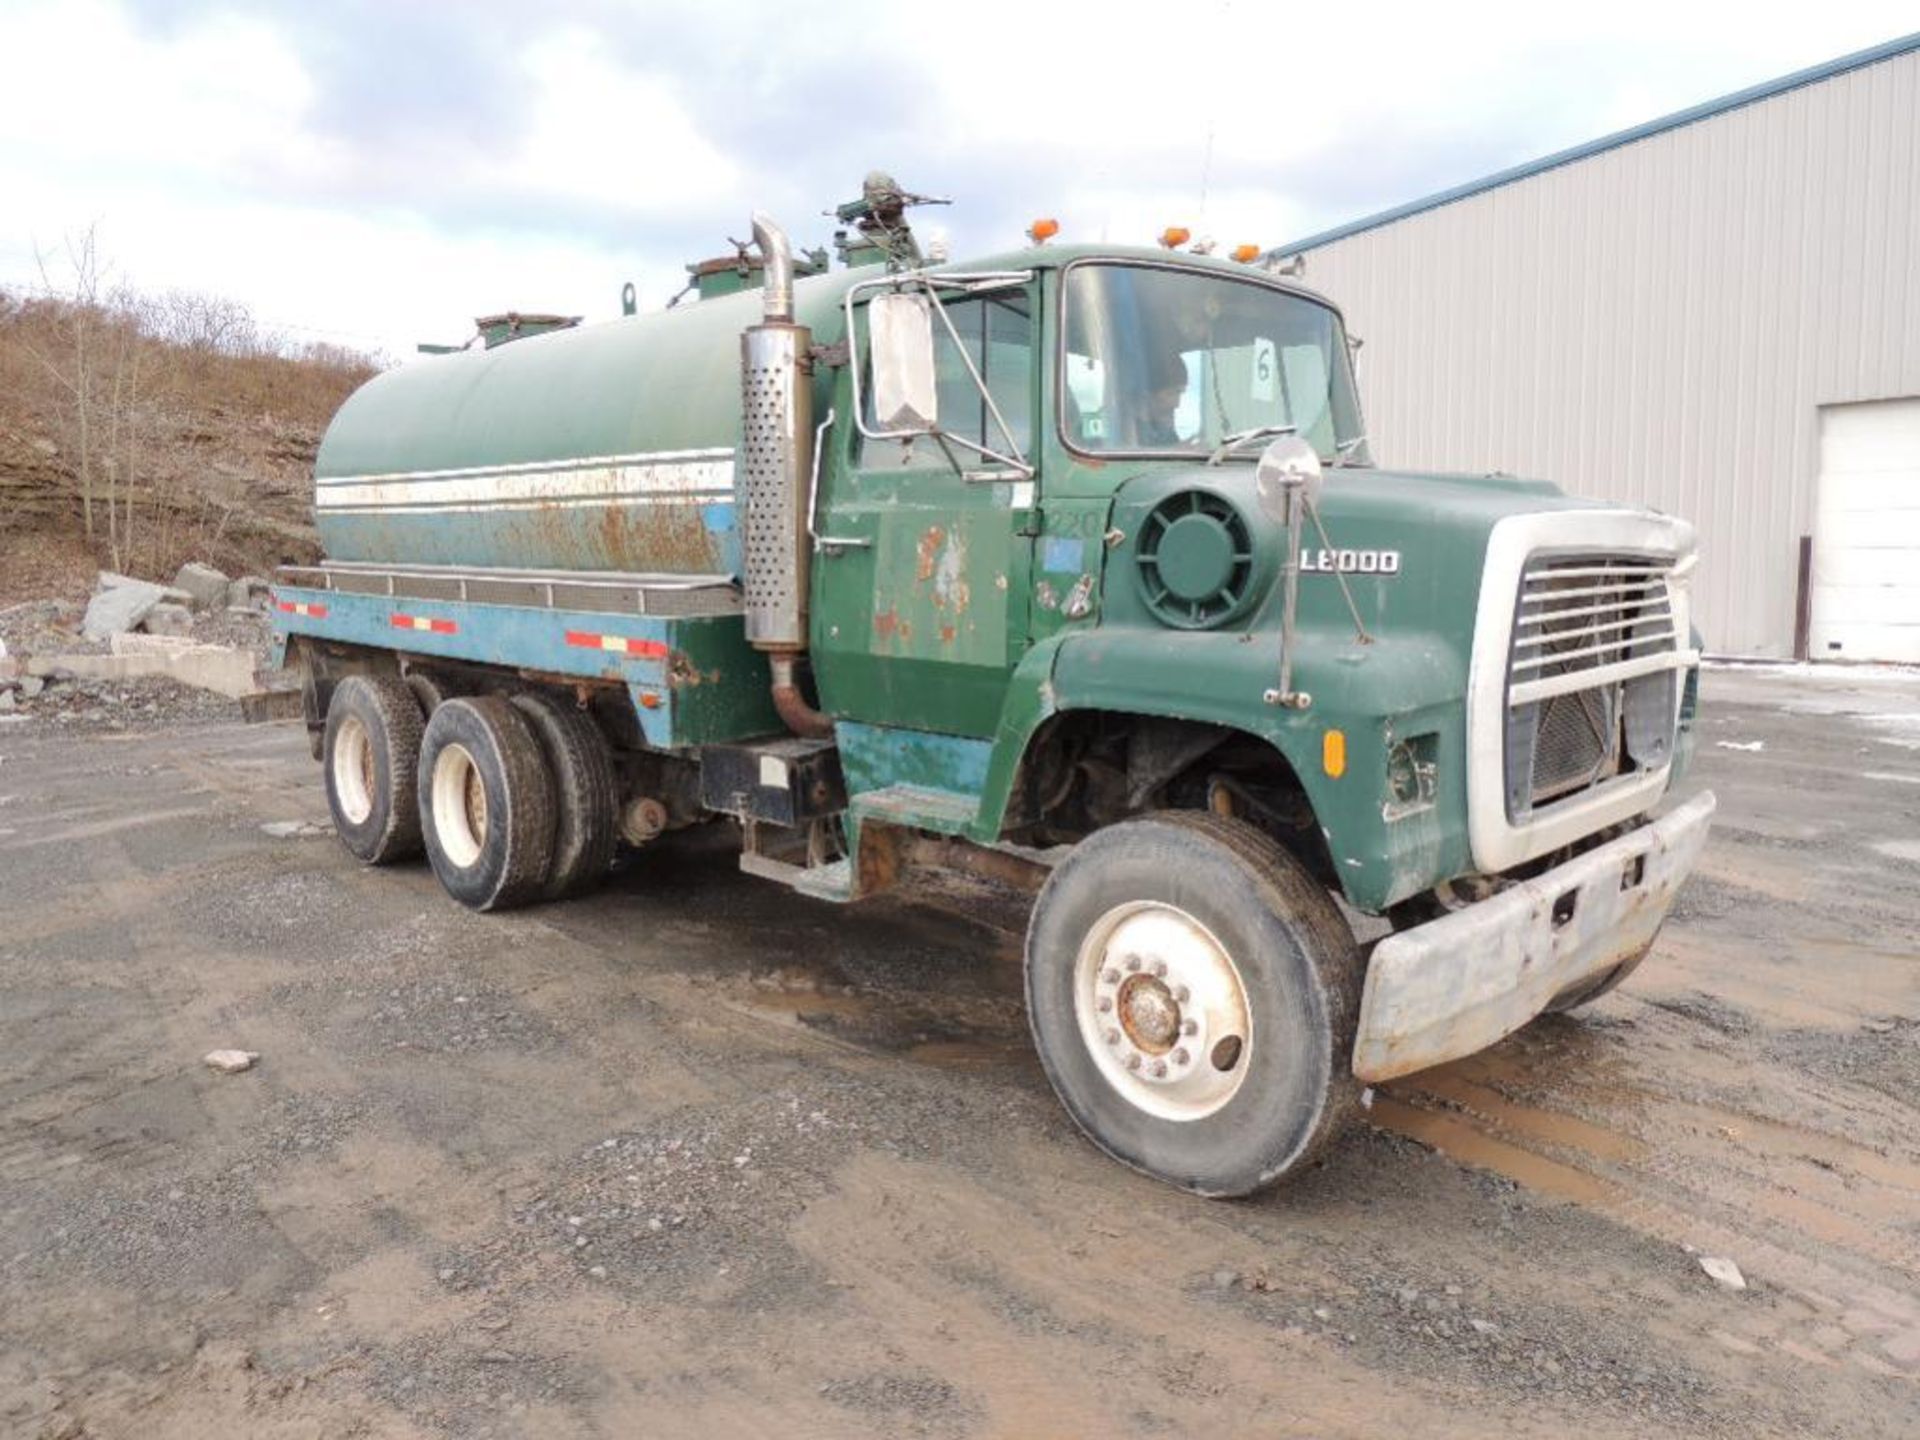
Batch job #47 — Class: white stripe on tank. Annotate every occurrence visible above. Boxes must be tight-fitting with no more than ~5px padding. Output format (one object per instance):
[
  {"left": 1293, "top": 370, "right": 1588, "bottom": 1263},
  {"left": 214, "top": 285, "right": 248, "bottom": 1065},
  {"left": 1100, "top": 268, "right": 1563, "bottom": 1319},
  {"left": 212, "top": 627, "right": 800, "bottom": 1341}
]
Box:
[{"left": 315, "top": 454, "right": 736, "bottom": 513}]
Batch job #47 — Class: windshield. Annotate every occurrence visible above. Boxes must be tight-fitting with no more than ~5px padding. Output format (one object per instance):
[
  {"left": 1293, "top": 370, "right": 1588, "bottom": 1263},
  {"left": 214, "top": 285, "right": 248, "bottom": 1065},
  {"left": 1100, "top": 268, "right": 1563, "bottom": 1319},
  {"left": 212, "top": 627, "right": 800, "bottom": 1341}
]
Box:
[{"left": 1061, "top": 262, "right": 1366, "bottom": 462}]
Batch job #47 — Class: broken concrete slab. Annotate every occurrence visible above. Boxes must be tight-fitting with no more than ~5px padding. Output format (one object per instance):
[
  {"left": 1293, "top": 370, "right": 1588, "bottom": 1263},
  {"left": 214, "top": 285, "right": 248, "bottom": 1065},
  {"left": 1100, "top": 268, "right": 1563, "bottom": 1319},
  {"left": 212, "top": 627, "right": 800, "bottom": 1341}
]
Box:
[
  {"left": 140, "top": 603, "right": 194, "bottom": 638},
  {"left": 97, "top": 571, "right": 194, "bottom": 605},
  {"left": 26, "top": 646, "right": 259, "bottom": 699},
  {"left": 83, "top": 582, "right": 165, "bottom": 641},
  {"left": 111, "top": 632, "right": 206, "bottom": 656},
  {"left": 226, "top": 575, "right": 272, "bottom": 611},
  {"left": 173, "top": 562, "right": 231, "bottom": 611}
]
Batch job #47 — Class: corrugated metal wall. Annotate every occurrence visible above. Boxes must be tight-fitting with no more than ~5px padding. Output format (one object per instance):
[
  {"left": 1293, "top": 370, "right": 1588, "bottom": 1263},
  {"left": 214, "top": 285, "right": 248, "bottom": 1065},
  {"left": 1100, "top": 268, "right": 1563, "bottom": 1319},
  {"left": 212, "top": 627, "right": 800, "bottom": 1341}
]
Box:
[{"left": 1297, "top": 46, "right": 1919, "bottom": 656}]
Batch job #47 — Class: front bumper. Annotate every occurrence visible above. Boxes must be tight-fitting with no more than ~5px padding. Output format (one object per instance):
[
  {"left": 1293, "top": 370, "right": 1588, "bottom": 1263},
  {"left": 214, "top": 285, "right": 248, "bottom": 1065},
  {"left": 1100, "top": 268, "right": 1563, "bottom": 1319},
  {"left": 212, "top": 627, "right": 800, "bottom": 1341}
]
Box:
[{"left": 1351, "top": 789, "right": 1716, "bottom": 1082}]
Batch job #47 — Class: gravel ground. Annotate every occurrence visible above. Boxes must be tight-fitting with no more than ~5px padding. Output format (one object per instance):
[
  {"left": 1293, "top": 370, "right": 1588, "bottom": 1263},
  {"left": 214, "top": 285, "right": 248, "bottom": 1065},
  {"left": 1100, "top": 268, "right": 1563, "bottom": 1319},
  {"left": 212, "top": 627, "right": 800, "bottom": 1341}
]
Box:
[{"left": 0, "top": 665, "right": 1916, "bottom": 1438}]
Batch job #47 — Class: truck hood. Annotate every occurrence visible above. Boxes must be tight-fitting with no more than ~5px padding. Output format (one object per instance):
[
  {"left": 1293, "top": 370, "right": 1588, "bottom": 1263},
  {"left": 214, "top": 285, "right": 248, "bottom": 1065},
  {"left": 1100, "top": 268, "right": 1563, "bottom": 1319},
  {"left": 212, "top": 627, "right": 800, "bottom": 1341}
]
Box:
[{"left": 1102, "top": 462, "right": 1690, "bottom": 646}]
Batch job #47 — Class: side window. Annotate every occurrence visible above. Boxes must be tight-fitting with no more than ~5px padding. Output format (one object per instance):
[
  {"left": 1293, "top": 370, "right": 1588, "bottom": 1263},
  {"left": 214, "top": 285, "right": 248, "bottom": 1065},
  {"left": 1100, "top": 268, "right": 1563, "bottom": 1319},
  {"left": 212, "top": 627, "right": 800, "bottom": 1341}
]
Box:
[{"left": 862, "top": 291, "right": 1032, "bottom": 470}]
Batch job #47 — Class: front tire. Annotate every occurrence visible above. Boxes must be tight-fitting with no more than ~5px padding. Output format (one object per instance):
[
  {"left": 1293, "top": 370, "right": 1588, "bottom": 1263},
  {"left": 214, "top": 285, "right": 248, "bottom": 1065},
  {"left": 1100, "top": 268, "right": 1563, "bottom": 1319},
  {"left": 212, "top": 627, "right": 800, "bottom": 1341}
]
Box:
[
  {"left": 322, "top": 673, "right": 424, "bottom": 865},
  {"left": 1025, "top": 811, "right": 1363, "bottom": 1197},
  {"left": 418, "top": 697, "right": 556, "bottom": 912}
]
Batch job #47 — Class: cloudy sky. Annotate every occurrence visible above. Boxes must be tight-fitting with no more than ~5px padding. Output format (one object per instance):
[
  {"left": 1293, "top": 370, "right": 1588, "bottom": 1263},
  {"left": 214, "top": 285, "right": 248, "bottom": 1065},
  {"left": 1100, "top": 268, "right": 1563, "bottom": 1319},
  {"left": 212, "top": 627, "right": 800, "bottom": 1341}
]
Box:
[{"left": 0, "top": 0, "right": 1911, "bottom": 361}]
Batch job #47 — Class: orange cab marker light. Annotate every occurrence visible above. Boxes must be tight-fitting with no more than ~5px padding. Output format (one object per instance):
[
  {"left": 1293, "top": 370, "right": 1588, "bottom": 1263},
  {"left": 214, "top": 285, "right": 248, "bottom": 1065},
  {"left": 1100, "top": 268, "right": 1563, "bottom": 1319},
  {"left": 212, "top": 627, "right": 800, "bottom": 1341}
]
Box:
[
  {"left": 391, "top": 612, "right": 457, "bottom": 635},
  {"left": 1027, "top": 217, "right": 1060, "bottom": 243},
  {"left": 1231, "top": 243, "right": 1262, "bottom": 264},
  {"left": 565, "top": 629, "right": 668, "bottom": 660},
  {"left": 637, "top": 691, "right": 663, "bottom": 710},
  {"left": 1323, "top": 728, "right": 1347, "bottom": 779},
  {"left": 1159, "top": 226, "right": 1191, "bottom": 250}
]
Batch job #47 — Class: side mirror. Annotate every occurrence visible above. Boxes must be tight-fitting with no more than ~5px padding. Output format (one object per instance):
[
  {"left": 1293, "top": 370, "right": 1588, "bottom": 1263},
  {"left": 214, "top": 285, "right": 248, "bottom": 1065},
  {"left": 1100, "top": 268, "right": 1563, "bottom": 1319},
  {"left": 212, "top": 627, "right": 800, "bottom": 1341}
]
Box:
[
  {"left": 1254, "top": 434, "right": 1323, "bottom": 523},
  {"left": 868, "top": 291, "right": 939, "bottom": 432}
]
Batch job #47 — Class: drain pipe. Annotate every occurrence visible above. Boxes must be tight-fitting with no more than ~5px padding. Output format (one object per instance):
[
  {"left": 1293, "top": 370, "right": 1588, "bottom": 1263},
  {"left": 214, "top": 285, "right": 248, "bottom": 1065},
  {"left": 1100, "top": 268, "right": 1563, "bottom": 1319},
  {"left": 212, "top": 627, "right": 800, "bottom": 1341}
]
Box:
[{"left": 741, "top": 212, "right": 832, "bottom": 739}]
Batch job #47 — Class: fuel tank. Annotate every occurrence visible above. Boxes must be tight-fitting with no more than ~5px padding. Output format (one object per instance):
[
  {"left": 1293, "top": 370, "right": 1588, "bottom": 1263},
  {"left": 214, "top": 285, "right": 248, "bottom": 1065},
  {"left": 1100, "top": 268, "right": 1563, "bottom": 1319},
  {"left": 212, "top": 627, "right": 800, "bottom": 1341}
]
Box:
[{"left": 313, "top": 275, "right": 850, "bottom": 577}]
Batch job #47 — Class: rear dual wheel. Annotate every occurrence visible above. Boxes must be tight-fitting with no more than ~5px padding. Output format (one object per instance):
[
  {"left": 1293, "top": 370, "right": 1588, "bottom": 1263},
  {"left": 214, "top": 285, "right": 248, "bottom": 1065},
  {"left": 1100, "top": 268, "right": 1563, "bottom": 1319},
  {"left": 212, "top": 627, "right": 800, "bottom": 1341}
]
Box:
[
  {"left": 415, "top": 692, "right": 618, "bottom": 910},
  {"left": 322, "top": 674, "right": 424, "bottom": 865},
  {"left": 323, "top": 680, "right": 616, "bottom": 910},
  {"left": 418, "top": 697, "right": 556, "bottom": 912},
  {"left": 509, "top": 691, "right": 617, "bottom": 900}
]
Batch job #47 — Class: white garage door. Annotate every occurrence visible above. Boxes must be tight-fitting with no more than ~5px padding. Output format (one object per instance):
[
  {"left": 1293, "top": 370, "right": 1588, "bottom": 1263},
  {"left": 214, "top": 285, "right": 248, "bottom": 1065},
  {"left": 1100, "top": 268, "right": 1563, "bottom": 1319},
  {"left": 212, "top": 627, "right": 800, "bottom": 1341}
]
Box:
[{"left": 1811, "top": 397, "right": 1920, "bottom": 664}]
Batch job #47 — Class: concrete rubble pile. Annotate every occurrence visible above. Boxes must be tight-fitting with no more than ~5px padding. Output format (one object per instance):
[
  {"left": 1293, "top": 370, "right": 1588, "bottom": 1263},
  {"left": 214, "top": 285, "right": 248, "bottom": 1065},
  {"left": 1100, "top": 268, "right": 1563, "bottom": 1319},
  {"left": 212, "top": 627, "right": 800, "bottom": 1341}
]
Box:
[{"left": 1, "top": 563, "right": 296, "bottom": 729}]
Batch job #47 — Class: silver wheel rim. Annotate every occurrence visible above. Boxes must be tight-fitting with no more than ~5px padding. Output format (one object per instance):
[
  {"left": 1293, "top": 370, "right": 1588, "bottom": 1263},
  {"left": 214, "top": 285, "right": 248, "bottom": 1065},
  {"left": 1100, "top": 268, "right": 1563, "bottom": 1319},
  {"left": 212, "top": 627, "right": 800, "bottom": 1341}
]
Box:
[
  {"left": 1073, "top": 901, "right": 1252, "bottom": 1122},
  {"left": 431, "top": 743, "right": 487, "bottom": 868},
  {"left": 330, "top": 713, "right": 375, "bottom": 826}
]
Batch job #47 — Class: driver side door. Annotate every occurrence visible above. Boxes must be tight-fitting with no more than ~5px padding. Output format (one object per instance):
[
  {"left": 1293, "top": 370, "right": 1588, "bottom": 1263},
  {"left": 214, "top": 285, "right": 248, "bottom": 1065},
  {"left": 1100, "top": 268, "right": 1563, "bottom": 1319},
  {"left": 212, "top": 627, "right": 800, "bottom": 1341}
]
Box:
[{"left": 811, "top": 283, "right": 1038, "bottom": 738}]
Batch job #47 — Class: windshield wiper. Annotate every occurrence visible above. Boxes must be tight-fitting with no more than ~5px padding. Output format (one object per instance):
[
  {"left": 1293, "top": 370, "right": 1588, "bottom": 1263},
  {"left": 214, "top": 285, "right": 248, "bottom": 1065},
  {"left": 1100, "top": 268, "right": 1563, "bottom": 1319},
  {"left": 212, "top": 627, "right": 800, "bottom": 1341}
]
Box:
[{"left": 1206, "top": 423, "right": 1297, "bottom": 466}]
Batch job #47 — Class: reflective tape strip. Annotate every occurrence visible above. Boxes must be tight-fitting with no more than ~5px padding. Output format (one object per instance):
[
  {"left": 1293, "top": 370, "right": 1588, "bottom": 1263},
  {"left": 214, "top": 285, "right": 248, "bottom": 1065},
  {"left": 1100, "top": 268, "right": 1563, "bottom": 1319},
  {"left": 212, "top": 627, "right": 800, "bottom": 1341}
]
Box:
[
  {"left": 390, "top": 613, "right": 457, "bottom": 635},
  {"left": 564, "top": 629, "right": 668, "bottom": 659},
  {"left": 275, "top": 599, "right": 330, "bottom": 619}
]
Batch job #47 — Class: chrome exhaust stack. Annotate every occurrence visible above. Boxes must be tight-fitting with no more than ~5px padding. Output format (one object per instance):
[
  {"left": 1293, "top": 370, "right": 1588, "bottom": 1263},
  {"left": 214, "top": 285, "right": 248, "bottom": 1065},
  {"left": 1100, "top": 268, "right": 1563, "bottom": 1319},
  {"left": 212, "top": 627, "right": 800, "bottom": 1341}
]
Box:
[{"left": 740, "top": 212, "right": 831, "bottom": 737}]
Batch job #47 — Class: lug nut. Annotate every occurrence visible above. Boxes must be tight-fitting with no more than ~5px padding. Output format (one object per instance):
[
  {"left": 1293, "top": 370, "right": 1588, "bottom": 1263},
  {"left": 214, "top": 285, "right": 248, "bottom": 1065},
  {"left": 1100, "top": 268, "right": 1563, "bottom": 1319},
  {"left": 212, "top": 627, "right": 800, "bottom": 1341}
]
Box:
[
  {"left": 1125, "top": 955, "right": 1142, "bottom": 973},
  {"left": 1182, "top": 1019, "right": 1198, "bottom": 1036},
  {"left": 1125, "top": 1053, "right": 1142, "bottom": 1071},
  {"left": 1097, "top": 996, "right": 1112, "bottom": 1013},
  {"left": 1104, "top": 1028, "right": 1121, "bottom": 1046},
  {"left": 1102, "top": 968, "right": 1120, "bottom": 985},
  {"left": 1151, "top": 1060, "right": 1168, "bottom": 1078},
  {"left": 1173, "top": 985, "right": 1190, "bottom": 1004},
  {"left": 1173, "top": 1048, "right": 1190, "bottom": 1066},
  {"left": 1152, "top": 961, "right": 1168, "bottom": 978}
]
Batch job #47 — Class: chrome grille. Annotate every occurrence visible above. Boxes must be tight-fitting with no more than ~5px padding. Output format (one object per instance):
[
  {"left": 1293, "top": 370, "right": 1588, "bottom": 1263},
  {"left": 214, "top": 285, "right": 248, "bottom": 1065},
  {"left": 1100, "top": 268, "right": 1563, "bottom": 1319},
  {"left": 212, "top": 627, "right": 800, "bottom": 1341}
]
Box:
[
  {"left": 1505, "top": 556, "right": 1681, "bottom": 818},
  {"left": 1511, "top": 559, "right": 1677, "bottom": 681}
]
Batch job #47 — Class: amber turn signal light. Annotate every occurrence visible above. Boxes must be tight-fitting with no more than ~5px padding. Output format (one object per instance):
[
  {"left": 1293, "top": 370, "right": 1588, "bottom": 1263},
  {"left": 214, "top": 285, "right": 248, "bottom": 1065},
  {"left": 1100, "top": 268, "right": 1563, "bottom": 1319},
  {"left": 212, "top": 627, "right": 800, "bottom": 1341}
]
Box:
[
  {"left": 1158, "top": 226, "right": 1191, "bottom": 249},
  {"left": 1231, "top": 243, "right": 1262, "bottom": 263},
  {"left": 1322, "top": 728, "right": 1347, "bottom": 779},
  {"left": 1027, "top": 217, "right": 1060, "bottom": 243}
]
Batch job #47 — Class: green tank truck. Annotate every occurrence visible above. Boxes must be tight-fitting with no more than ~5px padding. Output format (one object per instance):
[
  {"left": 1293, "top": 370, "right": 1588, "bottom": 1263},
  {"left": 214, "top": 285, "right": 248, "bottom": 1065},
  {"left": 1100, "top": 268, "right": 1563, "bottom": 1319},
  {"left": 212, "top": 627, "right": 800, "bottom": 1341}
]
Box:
[{"left": 273, "top": 174, "right": 1713, "bottom": 1196}]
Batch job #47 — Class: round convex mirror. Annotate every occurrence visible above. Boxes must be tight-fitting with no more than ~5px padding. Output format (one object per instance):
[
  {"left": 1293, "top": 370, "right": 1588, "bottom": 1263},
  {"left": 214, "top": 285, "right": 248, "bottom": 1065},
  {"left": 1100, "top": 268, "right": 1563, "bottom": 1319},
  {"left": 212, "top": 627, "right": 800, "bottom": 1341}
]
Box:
[{"left": 1253, "top": 435, "right": 1324, "bottom": 523}]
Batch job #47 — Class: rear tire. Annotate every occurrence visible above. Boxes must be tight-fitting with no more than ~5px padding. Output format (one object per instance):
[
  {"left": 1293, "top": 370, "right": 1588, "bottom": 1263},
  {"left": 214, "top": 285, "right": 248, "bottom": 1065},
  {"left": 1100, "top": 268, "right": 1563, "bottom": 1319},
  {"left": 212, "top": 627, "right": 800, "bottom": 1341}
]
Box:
[
  {"left": 1025, "top": 811, "right": 1363, "bottom": 1197},
  {"left": 406, "top": 668, "right": 467, "bottom": 718},
  {"left": 322, "top": 674, "right": 424, "bottom": 865},
  {"left": 418, "top": 696, "right": 556, "bottom": 911},
  {"left": 510, "top": 690, "right": 617, "bottom": 898}
]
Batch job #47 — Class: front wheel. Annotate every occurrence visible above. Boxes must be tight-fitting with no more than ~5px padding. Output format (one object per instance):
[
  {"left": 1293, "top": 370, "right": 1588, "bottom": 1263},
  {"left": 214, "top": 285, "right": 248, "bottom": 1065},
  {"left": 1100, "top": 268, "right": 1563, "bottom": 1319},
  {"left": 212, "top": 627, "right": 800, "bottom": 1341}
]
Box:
[{"left": 1024, "top": 811, "right": 1363, "bottom": 1197}]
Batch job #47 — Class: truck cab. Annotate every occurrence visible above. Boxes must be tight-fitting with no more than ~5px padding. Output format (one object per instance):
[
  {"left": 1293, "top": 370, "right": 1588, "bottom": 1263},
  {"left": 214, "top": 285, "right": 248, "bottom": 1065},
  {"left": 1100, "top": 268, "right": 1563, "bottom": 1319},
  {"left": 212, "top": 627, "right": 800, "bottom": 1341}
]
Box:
[{"left": 272, "top": 185, "right": 1712, "bottom": 1197}]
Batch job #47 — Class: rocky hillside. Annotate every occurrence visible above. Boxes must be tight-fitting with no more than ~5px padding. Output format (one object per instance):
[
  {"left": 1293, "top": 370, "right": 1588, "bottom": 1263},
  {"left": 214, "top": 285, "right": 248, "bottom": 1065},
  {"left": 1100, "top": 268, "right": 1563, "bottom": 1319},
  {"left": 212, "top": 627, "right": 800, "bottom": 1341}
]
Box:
[{"left": 0, "top": 280, "right": 377, "bottom": 605}]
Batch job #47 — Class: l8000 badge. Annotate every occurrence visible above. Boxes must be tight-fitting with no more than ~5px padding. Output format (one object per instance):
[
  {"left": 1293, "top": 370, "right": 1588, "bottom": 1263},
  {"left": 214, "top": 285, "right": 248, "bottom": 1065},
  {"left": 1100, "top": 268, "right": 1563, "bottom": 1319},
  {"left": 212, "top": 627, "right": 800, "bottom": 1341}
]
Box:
[{"left": 1300, "top": 548, "right": 1402, "bottom": 575}]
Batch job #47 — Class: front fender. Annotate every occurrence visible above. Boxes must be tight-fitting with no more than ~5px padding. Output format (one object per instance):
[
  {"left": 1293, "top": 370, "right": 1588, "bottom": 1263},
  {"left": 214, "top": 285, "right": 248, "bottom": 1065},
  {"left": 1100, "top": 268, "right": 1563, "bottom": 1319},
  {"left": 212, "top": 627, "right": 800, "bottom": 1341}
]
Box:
[{"left": 973, "top": 622, "right": 1473, "bottom": 913}]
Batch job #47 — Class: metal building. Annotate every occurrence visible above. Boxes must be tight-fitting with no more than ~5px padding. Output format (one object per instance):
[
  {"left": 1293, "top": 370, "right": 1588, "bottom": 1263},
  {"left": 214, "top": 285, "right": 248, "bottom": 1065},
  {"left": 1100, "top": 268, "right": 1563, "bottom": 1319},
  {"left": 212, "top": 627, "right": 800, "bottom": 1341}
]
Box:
[{"left": 1278, "top": 34, "right": 1920, "bottom": 660}]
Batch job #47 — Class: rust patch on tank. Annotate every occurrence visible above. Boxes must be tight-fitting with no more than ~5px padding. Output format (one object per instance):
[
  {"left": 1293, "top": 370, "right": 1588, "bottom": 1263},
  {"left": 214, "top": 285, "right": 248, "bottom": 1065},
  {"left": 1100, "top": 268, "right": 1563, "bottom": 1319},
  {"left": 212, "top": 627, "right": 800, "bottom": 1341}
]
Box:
[
  {"left": 599, "top": 500, "right": 721, "bottom": 574},
  {"left": 496, "top": 496, "right": 721, "bottom": 574},
  {"left": 939, "top": 624, "right": 956, "bottom": 645}
]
